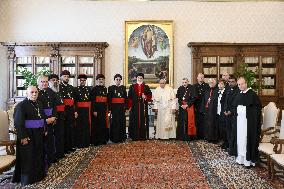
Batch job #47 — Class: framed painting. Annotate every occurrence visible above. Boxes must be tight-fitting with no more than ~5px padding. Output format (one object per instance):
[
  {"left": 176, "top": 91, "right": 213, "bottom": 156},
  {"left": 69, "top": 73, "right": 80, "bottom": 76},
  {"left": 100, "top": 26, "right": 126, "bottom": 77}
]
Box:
[{"left": 124, "top": 20, "right": 174, "bottom": 88}]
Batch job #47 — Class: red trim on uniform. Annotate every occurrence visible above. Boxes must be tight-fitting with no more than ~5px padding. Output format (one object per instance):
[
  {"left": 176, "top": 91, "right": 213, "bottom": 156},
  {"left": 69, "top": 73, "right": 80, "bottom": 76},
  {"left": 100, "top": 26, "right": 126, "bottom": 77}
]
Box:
[
  {"left": 127, "top": 98, "right": 133, "bottom": 109},
  {"left": 77, "top": 101, "right": 91, "bottom": 108},
  {"left": 145, "top": 94, "right": 152, "bottom": 102},
  {"left": 182, "top": 101, "right": 196, "bottom": 136},
  {"left": 95, "top": 96, "right": 107, "bottom": 103},
  {"left": 56, "top": 105, "right": 65, "bottom": 112},
  {"left": 111, "top": 98, "right": 125, "bottom": 104},
  {"left": 63, "top": 99, "right": 74, "bottom": 106}
]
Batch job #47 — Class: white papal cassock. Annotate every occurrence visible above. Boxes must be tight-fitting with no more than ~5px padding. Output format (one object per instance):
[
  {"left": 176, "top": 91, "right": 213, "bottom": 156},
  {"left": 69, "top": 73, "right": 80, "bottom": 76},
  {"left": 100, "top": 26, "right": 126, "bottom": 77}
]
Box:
[{"left": 153, "top": 85, "right": 176, "bottom": 139}]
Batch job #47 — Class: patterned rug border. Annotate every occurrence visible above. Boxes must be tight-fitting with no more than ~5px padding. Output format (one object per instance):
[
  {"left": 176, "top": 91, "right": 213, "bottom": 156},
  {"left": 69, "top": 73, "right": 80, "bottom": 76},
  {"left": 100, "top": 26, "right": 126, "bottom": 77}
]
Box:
[
  {"left": 58, "top": 146, "right": 100, "bottom": 188},
  {"left": 187, "top": 141, "right": 227, "bottom": 188}
]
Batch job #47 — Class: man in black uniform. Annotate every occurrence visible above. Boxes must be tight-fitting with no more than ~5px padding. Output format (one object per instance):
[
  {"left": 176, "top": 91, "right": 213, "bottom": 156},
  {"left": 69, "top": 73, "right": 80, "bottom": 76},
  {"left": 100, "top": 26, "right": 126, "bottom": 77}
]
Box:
[
  {"left": 48, "top": 74, "right": 65, "bottom": 159},
  {"left": 37, "top": 75, "right": 57, "bottom": 165},
  {"left": 108, "top": 74, "right": 127, "bottom": 143},
  {"left": 59, "top": 70, "right": 77, "bottom": 153},
  {"left": 193, "top": 73, "right": 209, "bottom": 139},
  {"left": 13, "top": 86, "right": 53, "bottom": 185},
  {"left": 91, "top": 74, "right": 109, "bottom": 145},
  {"left": 75, "top": 74, "right": 92, "bottom": 148},
  {"left": 176, "top": 78, "right": 197, "bottom": 141},
  {"left": 223, "top": 76, "right": 239, "bottom": 154}
]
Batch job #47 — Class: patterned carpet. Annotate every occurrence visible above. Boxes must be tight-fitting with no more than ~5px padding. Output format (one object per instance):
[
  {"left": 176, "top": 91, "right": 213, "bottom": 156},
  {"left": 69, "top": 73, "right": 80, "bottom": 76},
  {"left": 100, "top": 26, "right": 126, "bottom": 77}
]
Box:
[{"left": 1, "top": 140, "right": 283, "bottom": 189}]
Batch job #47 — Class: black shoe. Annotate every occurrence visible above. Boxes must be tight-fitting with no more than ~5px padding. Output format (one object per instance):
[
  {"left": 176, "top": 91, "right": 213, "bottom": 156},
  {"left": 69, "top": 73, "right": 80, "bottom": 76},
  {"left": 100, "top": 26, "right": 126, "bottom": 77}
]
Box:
[{"left": 69, "top": 148, "right": 76, "bottom": 152}]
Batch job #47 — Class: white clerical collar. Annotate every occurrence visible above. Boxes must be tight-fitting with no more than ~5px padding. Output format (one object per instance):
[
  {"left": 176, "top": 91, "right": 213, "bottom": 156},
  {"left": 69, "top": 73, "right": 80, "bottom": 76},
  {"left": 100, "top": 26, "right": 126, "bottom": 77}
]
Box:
[
  {"left": 137, "top": 82, "right": 143, "bottom": 85},
  {"left": 241, "top": 87, "right": 251, "bottom": 93}
]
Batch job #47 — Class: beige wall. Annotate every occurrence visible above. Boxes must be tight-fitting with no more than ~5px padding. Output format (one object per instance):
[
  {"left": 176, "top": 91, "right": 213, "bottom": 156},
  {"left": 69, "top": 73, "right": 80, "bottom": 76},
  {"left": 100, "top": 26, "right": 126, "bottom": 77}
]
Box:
[{"left": 0, "top": 0, "right": 284, "bottom": 109}]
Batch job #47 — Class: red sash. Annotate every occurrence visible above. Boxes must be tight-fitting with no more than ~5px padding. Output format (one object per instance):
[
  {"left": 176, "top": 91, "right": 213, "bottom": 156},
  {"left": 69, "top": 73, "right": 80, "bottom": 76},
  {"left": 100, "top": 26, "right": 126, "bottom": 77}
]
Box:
[
  {"left": 182, "top": 101, "right": 196, "bottom": 136},
  {"left": 63, "top": 99, "right": 74, "bottom": 106},
  {"left": 56, "top": 105, "right": 65, "bottom": 112},
  {"left": 77, "top": 101, "right": 92, "bottom": 135},
  {"left": 95, "top": 96, "right": 107, "bottom": 103},
  {"left": 111, "top": 98, "right": 125, "bottom": 104}
]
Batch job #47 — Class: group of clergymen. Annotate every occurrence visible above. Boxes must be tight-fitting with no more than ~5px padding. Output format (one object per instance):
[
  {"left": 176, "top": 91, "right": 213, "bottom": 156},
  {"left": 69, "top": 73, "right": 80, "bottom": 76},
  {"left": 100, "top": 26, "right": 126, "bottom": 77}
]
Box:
[{"left": 12, "top": 70, "right": 262, "bottom": 186}]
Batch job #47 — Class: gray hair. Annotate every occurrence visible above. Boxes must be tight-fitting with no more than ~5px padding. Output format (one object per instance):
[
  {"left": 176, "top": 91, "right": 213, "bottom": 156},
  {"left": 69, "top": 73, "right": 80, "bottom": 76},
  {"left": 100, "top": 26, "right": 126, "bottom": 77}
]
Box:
[{"left": 37, "top": 75, "right": 48, "bottom": 85}]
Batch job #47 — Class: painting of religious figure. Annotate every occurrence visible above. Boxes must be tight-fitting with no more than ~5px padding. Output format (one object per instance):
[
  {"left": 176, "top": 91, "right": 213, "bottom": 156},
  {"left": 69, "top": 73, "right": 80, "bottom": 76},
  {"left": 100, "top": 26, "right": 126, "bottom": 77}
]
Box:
[{"left": 125, "top": 20, "right": 173, "bottom": 88}]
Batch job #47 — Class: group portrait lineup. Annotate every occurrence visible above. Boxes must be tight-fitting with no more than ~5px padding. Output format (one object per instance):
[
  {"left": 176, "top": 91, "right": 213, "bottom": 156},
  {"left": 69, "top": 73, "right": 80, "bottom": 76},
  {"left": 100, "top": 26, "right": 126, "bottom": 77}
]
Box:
[{"left": 13, "top": 69, "right": 262, "bottom": 186}]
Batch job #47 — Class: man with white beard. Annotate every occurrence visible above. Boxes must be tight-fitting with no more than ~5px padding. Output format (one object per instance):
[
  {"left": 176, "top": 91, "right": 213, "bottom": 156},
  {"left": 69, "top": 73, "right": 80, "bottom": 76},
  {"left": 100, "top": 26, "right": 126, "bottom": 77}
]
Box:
[
  {"left": 153, "top": 78, "right": 176, "bottom": 139},
  {"left": 48, "top": 74, "right": 65, "bottom": 159},
  {"left": 232, "top": 77, "right": 262, "bottom": 168}
]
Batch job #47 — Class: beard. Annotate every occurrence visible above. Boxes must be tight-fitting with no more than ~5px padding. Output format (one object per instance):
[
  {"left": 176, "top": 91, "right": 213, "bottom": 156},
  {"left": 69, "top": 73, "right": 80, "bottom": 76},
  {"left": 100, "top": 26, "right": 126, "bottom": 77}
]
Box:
[{"left": 49, "top": 82, "right": 59, "bottom": 93}]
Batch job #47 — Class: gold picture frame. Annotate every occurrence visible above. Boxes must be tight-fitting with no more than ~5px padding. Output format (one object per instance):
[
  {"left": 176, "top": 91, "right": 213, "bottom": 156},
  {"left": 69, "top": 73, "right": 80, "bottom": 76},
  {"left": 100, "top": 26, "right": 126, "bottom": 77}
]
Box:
[{"left": 124, "top": 20, "right": 174, "bottom": 88}]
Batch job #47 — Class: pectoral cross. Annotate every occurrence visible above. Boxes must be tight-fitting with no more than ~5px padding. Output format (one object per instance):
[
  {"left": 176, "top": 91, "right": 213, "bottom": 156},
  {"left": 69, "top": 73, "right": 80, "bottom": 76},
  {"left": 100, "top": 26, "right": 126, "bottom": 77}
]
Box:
[{"left": 37, "top": 109, "right": 41, "bottom": 118}]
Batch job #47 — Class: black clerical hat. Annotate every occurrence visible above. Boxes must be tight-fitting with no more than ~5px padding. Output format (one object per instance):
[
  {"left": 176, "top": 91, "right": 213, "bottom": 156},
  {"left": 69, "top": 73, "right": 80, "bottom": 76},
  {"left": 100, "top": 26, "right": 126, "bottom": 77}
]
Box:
[
  {"left": 48, "top": 74, "right": 59, "bottom": 80},
  {"left": 96, "top": 74, "right": 105, "bottom": 80},
  {"left": 61, "top": 70, "right": 71, "bottom": 76},
  {"left": 78, "top": 74, "right": 87, "bottom": 80},
  {"left": 136, "top": 72, "right": 144, "bottom": 79},
  {"left": 114, "top": 74, "right": 122, "bottom": 80}
]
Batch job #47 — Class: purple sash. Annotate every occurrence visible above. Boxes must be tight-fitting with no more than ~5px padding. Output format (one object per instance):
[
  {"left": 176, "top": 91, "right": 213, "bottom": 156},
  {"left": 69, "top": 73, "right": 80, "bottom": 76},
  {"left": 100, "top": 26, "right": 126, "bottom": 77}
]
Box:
[
  {"left": 25, "top": 119, "right": 44, "bottom": 128},
  {"left": 44, "top": 108, "right": 53, "bottom": 117}
]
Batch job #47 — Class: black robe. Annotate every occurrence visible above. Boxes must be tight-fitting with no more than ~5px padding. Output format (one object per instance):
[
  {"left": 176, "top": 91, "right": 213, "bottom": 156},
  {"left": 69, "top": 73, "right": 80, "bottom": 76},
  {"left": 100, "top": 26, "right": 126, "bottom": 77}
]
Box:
[
  {"left": 38, "top": 88, "right": 57, "bottom": 165},
  {"left": 13, "top": 98, "right": 46, "bottom": 186},
  {"left": 202, "top": 87, "right": 219, "bottom": 141},
  {"left": 91, "top": 85, "right": 109, "bottom": 145},
  {"left": 193, "top": 82, "right": 209, "bottom": 139},
  {"left": 176, "top": 84, "right": 197, "bottom": 141},
  {"left": 108, "top": 85, "right": 127, "bottom": 143},
  {"left": 52, "top": 91, "right": 65, "bottom": 159},
  {"left": 231, "top": 89, "right": 262, "bottom": 163},
  {"left": 75, "top": 86, "right": 92, "bottom": 148},
  {"left": 223, "top": 86, "right": 240, "bottom": 154},
  {"left": 128, "top": 83, "right": 152, "bottom": 141},
  {"left": 59, "top": 82, "right": 76, "bottom": 152}
]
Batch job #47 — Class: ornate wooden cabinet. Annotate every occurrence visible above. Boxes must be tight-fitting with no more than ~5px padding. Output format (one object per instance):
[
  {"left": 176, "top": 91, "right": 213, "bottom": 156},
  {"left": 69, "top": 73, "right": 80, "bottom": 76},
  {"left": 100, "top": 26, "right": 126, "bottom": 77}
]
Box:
[
  {"left": 188, "top": 42, "right": 284, "bottom": 109},
  {"left": 1, "top": 42, "right": 108, "bottom": 105}
]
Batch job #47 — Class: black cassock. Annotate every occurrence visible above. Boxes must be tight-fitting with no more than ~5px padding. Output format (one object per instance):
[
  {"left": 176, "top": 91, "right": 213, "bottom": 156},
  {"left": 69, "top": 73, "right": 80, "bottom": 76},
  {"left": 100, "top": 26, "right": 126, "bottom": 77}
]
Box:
[
  {"left": 75, "top": 86, "right": 92, "bottom": 148},
  {"left": 38, "top": 88, "right": 57, "bottom": 165},
  {"left": 59, "top": 82, "right": 76, "bottom": 152},
  {"left": 128, "top": 83, "right": 152, "bottom": 141},
  {"left": 53, "top": 91, "right": 65, "bottom": 159},
  {"left": 176, "top": 84, "right": 197, "bottom": 141},
  {"left": 202, "top": 87, "right": 219, "bottom": 142},
  {"left": 193, "top": 82, "right": 209, "bottom": 139},
  {"left": 108, "top": 85, "right": 127, "bottom": 143},
  {"left": 223, "top": 86, "right": 239, "bottom": 154},
  {"left": 91, "top": 85, "right": 109, "bottom": 145},
  {"left": 231, "top": 89, "right": 262, "bottom": 162},
  {"left": 13, "top": 98, "right": 46, "bottom": 185}
]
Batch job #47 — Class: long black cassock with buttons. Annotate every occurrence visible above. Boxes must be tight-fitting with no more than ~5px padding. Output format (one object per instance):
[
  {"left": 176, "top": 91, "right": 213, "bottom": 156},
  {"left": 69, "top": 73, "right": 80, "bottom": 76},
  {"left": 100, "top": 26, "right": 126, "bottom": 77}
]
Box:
[
  {"left": 108, "top": 85, "right": 127, "bottom": 143},
  {"left": 53, "top": 90, "right": 65, "bottom": 159},
  {"left": 13, "top": 98, "right": 46, "bottom": 186},
  {"left": 193, "top": 82, "right": 209, "bottom": 139},
  {"left": 59, "top": 82, "right": 76, "bottom": 152},
  {"left": 38, "top": 88, "right": 57, "bottom": 165},
  {"left": 176, "top": 84, "right": 197, "bottom": 141},
  {"left": 75, "top": 85, "right": 92, "bottom": 148},
  {"left": 91, "top": 85, "right": 109, "bottom": 145}
]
